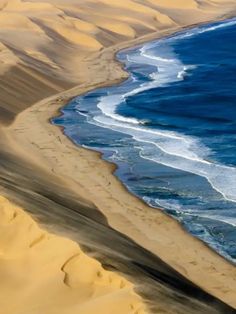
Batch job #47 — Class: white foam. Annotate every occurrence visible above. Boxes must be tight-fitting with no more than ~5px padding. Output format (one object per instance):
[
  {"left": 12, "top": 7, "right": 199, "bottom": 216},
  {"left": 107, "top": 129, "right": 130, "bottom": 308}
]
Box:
[
  {"left": 149, "top": 197, "right": 236, "bottom": 230},
  {"left": 97, "top": 95, "right": 140, "bottom": 125},
  {"left": 195, "top": 214, "right": 236, "bottom": 227},
  {"left": 177, "top": 66, "right": 189, "bottom": 79},
  {"left": 98, "top": 44, "right": 194, "bottom": 126},
  {"left": 94, "top": 115, "right": 206, "bottom": 159},
  {"left": 88, "top": 19, "right": 236, "bottom": 203},
  {"left": 173, "top": 18, "right": 236, "bottom": 41},
  {"left": 91, "top": 111, "right": 236, "bottom": 203},
  {"left": 139, "top": 149, "right": 236, "bottom": 203}
]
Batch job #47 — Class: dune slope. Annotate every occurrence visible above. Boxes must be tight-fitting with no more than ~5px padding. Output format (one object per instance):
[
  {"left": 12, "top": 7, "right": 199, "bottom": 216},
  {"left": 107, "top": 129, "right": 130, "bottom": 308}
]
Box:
[{"left": 0, "top": 196, "right": 147, "bottom": 314}]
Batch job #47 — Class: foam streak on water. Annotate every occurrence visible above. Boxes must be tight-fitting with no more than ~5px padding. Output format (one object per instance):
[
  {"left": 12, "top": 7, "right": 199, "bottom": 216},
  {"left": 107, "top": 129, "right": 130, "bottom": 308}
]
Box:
[{"left": 94, "top": 19, "right": 236, "bottom": 204}]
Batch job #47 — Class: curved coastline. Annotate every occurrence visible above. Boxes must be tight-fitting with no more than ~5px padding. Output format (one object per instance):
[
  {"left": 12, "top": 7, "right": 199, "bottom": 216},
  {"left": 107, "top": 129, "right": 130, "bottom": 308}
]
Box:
[
  {"left": 55, "top": 17, "right": 236, "bottom": 263},
  {"left": 0, "top": 2, "right": 236, "bottom": 313},
  {"left": 10, "top": 19, "right": 236, "bottom": 308}
]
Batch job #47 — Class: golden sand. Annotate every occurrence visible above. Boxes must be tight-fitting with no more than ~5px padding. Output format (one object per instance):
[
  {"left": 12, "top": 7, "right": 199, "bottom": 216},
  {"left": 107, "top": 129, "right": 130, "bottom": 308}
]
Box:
[{"left": 0, "top": 196, "right": 146, "bottom": 314}]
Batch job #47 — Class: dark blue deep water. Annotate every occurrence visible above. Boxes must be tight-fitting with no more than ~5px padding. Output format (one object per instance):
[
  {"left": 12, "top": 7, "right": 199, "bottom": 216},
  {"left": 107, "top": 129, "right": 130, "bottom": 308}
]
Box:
[{"left": 54, "top": 18, "right": 236, "bottom": 262}]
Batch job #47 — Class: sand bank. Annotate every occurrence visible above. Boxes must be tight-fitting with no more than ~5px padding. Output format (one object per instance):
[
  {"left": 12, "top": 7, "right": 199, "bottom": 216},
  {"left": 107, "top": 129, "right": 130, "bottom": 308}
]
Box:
[{"left": 0, "top": 1, "right": 236, "bottom": 313}]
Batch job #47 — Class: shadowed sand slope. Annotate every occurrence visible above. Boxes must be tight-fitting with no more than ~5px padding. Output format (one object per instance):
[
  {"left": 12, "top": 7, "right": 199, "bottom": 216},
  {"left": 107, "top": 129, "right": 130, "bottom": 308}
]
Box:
[{"left": 0, "top": 1, "right": 236, "bottom": 314}]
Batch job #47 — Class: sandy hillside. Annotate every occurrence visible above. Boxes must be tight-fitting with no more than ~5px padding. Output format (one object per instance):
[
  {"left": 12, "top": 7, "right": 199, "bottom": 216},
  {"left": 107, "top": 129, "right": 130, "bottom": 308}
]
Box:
[{"left": 0, "top": 196, "right": 147, "bottom": 314}]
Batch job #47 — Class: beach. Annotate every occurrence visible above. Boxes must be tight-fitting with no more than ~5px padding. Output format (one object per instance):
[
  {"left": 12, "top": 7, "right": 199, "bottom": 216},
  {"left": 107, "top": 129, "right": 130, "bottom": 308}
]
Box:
[{"left": 0, "top": 1, "right": 236, "bottom": 313}]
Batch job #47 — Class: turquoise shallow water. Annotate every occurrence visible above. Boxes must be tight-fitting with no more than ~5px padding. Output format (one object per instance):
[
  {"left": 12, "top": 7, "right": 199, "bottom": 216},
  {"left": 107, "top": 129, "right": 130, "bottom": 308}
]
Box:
[{"left": 54, "top": 18, "right": 236, "bottom": 262}]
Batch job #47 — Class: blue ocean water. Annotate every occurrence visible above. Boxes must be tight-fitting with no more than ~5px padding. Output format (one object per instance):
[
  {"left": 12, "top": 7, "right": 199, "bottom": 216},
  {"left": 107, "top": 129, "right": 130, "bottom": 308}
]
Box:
[{"left": 54, "top": 18, "right": 236, "bottom": 262}]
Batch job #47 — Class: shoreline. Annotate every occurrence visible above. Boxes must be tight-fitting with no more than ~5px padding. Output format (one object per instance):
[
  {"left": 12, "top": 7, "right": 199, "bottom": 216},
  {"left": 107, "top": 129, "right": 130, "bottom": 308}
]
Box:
[
  {"left": 54, "top": 16, "right": 236, "bottom": 263},
  {"left": 54, "top": 15, "right": 236, "bottom": 265},
  {"left": 4, "top": 17, "right": 236, "bottom": 310}
]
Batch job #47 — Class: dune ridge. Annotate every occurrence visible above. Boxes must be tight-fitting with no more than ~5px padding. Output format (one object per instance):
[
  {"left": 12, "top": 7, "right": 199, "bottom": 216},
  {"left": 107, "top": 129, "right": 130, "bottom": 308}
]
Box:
[{"left": 0, "top": 1, "right": 236, "bottom": 314}]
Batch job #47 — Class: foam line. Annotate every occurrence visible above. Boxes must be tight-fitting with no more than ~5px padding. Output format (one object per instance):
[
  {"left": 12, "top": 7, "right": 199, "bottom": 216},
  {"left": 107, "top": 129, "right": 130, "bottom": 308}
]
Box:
[{"left": 78, "top": 18, "right": 236, "bottom": 204}]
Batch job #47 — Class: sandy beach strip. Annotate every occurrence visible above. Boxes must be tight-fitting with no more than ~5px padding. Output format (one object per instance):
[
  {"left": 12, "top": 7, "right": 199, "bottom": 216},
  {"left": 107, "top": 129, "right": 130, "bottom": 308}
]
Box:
[{"left": 0, "top": 1, "right": 236, "bottom": 313}]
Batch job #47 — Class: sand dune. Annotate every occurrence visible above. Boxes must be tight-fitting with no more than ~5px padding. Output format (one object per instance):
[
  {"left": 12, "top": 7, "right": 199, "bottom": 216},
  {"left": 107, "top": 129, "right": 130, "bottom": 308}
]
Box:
[
  {"left": 0, "top": 0, "right": 234, "bottom": 125},
  {"left": 147, "top": 0, "right": 199, "bottom": 9},
  {"left": 0, "top": 0, "right": 233, "bottom": 141},
  {"left": 0, "top": 196, "right": 146, "bottom": 314},
  {"left": 0, "top": 1, "right": 236, "bottom": 314},
  {"left": 0, "top": 0, "right": 234, "bottom": 78}
]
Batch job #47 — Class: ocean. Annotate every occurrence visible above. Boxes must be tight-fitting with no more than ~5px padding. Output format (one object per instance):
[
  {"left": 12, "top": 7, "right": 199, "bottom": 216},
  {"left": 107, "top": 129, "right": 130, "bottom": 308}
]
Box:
[{"left": 53, "top": 18, "right": 236, "bottom": 262}]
